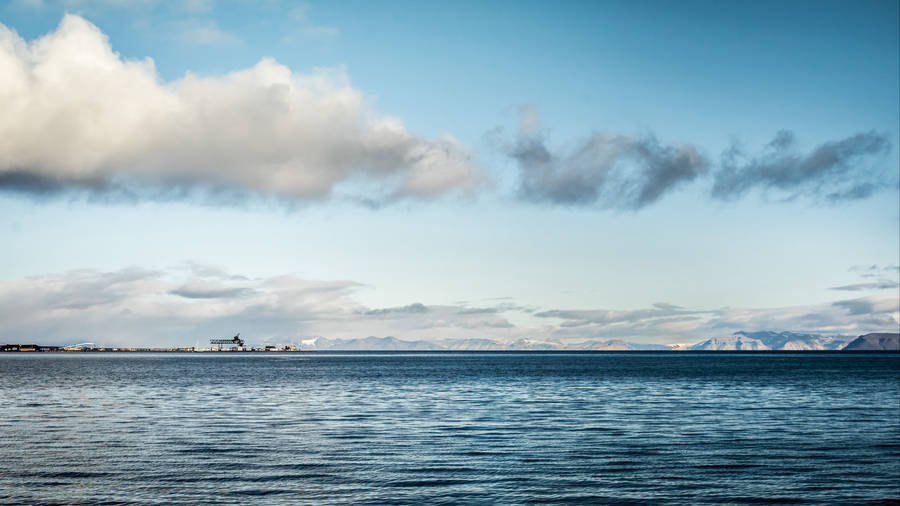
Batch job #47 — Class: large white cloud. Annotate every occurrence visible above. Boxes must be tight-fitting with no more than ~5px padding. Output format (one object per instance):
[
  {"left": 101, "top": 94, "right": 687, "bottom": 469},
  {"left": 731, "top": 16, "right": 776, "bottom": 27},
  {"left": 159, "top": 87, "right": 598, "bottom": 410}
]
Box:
[{"left": 0, "top": 15, "right": 478, "bottom": 203}]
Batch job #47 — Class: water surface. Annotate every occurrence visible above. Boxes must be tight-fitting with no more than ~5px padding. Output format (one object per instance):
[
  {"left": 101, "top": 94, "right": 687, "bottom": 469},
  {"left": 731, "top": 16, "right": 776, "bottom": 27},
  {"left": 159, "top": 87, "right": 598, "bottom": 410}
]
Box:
[{"left": 1, "top": 352, "right": 898, "bottom": 504}]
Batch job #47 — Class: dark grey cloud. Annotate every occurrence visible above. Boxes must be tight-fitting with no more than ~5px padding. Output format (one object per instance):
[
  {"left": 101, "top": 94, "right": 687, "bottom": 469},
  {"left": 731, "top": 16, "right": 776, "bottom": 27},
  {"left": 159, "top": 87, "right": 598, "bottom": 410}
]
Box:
[
  {"left": 0, "top": 171, "right": 79, "bottom": 196},
  {"left": 502, "top": 120, "right": 707, "bottom": 210},
  {"left": 712, "top": 130, "right": 892, "bottom": 201},
  {"left": 0, "top": 171, "right": 132, "bottom": 200},
  {"left": 498, "top": 107, "right": 893, "bottom": 211},
  {"left": 0, "top": 171, "right": 271, "bottom": 208}
]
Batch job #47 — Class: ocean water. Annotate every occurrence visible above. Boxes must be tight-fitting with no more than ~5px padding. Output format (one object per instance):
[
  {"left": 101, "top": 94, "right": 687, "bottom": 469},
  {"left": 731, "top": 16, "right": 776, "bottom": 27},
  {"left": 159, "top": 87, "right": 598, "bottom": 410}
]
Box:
[{"left": 1, "top": 352, "right": 898, "bottom": 504}]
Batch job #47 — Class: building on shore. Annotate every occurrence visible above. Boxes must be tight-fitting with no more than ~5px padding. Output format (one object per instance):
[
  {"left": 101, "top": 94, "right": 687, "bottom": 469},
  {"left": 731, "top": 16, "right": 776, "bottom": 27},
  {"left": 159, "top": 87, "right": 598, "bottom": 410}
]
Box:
[{"left": 1, "top": 344, "right": 60, "bottom": 352}]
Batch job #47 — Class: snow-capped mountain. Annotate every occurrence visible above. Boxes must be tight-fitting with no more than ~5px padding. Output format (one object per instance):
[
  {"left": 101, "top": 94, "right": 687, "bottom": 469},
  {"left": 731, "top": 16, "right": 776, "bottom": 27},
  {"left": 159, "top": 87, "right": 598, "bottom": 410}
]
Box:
[
  {"left": 303, "top": 336, "right": 442, "bottom": 351},
  {"left": 691, "top": 331, "right": 849, "bottom": 351},
  {"left": 690, "top": 334, "right": 770, "bottom": 350},
  {"left": 296, "top": 330, "right": 890, "bottom": 351},
  {"left": 302, "top": 336, "right": 669, "bottom": 351}
]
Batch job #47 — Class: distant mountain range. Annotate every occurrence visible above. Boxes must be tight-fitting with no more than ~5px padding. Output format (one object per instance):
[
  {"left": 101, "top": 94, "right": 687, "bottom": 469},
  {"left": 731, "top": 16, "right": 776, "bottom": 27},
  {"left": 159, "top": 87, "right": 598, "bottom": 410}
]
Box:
[
  {"left": 300, "top": 331, "right": 899, "bottom": 351},
  {"left": 689, "top": 331, "right": 850, "bottom": 351},
  {"left": 302, "top": 336, "right": 669, "bottom": 351}
]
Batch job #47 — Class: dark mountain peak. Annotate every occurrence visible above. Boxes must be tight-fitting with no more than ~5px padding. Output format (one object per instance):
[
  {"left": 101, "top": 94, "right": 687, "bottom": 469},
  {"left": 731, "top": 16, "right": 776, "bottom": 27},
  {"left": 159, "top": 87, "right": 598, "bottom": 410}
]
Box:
[{"left": 843, "top": 333, "right": 900, "bottom": 351}]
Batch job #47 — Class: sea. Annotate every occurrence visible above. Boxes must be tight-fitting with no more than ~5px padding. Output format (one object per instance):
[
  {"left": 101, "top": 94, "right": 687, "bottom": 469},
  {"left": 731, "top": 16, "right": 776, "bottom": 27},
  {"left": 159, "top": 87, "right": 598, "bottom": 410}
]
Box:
[{"left": 1, "top": 352, "right": 898, "bottom": 504}]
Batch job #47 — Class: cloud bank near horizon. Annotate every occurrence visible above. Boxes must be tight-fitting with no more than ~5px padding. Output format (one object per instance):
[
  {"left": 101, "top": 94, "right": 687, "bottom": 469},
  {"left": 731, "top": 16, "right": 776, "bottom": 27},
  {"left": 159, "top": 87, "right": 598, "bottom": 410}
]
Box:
[
  {"left": 0, "top": 15, "right": 477, "bottom": 205},
  {"left": 0, "top": 266, "right": 520, "bottom": 347},
  {"left": 1, "top": 265, "right": 895, "bottom": 347}
]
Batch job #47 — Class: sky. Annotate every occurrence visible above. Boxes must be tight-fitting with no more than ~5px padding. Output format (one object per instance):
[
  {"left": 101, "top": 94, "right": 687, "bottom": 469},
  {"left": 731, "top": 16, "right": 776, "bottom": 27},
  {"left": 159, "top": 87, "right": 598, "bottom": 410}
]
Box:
[{"left": 0, "top": 0, "right": 898, "bottom": 347}]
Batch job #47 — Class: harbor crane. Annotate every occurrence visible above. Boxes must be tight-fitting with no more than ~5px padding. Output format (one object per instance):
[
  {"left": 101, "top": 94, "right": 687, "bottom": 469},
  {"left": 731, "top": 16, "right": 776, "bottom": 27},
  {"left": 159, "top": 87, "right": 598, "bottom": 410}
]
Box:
[{"left": 210, "top": 333, "right": 244, "bottom": 348}]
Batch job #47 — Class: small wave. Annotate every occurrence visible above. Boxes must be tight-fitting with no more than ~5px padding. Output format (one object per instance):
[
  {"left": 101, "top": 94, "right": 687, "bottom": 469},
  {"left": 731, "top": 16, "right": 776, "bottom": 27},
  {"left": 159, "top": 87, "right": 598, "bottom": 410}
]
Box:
[{"left": 385, "top": 479, "right": 473, "bottom": 488}]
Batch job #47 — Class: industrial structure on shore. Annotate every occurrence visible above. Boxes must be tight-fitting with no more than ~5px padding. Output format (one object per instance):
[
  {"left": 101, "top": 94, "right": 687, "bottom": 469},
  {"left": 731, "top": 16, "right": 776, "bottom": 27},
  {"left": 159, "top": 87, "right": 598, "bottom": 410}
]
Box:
[
  {"left": 209, "top": 333, "right": 245, "bottom": 349},
  {"left": 1, "top": 333, "right": 303, "bottom": 352}
]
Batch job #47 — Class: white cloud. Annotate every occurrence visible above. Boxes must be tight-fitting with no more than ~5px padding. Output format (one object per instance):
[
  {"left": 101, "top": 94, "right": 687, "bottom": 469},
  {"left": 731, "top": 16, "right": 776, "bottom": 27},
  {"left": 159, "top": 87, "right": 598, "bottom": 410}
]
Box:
[{"left": 0, "top": 15, "right": 478, "bottom": 204}]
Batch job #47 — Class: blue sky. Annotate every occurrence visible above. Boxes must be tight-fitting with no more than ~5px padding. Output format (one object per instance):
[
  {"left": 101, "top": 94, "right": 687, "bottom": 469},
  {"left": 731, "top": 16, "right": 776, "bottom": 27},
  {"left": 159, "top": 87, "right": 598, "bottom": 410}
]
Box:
[{"left": 0, "top": 0, "right": 897, "bottom": 347}]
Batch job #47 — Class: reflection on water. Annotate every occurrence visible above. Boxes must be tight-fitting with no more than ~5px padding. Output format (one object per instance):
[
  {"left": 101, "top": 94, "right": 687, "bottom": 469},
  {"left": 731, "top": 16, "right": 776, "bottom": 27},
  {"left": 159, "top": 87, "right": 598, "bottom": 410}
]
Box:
[{"left": 1, "top": 352, "right": 898, "bottom": 503}]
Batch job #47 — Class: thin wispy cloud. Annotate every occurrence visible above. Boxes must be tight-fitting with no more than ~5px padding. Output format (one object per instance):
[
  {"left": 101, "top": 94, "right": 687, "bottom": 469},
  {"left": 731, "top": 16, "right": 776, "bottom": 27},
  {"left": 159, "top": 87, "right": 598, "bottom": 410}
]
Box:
[
  {"left": 830, "top": 264, "right": 900, "bottom": 291},
  {"left": 535, "top": 303, "right": 709, "bottom": 328},
  {"left": 849, "top": 264, "right": 900, "bottom": 279},
  {"left": 0, "top": 16, "right": 477, "bottom": 205},
  {"left": 830, "top": 281, "right": 899, "bottom": 291},
  {"left": 178, "top": 20, "right": 241, "bottom": 46},
  {"left": 282, "top": 3, "right": 339, "bottom": 43}
]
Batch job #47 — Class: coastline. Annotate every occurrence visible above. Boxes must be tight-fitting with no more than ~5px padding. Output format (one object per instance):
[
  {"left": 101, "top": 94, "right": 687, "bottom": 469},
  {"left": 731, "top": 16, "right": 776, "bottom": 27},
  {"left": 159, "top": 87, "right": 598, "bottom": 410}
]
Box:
[
  {"left": 2, "top": 347, "right": 898, "bottom": 354},
  {"left": 0, "top": 345, "right": 308, "bottom": 353}
]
